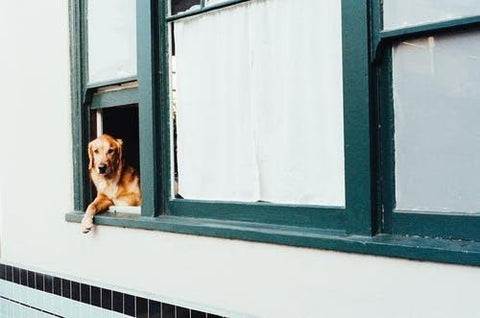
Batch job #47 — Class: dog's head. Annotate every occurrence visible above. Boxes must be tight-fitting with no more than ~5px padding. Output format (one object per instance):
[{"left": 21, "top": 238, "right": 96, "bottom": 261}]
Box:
[{"left": 88, "top": 134, "right": 123, "bottom": 176}]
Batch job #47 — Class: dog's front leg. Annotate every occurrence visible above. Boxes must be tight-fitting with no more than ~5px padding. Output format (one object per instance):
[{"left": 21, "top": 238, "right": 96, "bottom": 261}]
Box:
[{"left": 81, "top": 194, "right": 113, "bottom": 233}]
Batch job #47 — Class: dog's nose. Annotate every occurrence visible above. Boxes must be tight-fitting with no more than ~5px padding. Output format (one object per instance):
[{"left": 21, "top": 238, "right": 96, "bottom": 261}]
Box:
[{"left": 98, "top": 164, "right": 108, "bottom": 174}]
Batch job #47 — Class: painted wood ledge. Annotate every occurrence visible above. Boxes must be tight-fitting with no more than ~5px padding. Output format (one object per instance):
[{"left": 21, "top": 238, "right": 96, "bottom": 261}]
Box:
[{"left": 65, "top": 211, "right": 480, "bottom": 267}]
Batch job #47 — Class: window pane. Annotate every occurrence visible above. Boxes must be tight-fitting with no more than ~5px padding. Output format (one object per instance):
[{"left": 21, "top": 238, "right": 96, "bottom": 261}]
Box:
[
  {"left": 87, "top": 0, "right": 136, "bottom": 84},
  {"left": 383, "top": 0, "right": 480, "bottom": 30},
  {"left": 171, "top": 0, "right": 345, "bottom": 206},
  {"left": 171, "top": 0, "right": 200, "bottom": 15},
  {"left": 393, "top": 31, "right": 480, "bottom": 213}
]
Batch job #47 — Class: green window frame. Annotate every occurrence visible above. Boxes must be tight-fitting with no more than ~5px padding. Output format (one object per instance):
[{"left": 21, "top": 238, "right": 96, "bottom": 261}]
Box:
[
  {"left": 164, "top": 0, "right": 372, "bottom": 235},
  {"left": 66, "top": 0, "right": 480, "bottom": 267},
  {"left": 372, "top": 2, "right": 480, "bottom": 242},
  {"left": 70, "top": 0, "right": 142, "bottom": 213}
]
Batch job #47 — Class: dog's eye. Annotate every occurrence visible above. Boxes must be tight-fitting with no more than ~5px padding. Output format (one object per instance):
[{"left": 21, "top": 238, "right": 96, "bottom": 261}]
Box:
[
  {"left": 94, "top": 149, "right": 99, "bottom": 154},
  {"left": 107, "top": 148, "right": 114, "bottom": 154}
]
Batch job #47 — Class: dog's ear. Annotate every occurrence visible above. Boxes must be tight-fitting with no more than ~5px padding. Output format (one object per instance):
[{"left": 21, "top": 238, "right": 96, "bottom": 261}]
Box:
[{"left": 88, "top": 141, "right": 94, "bottom": 170}]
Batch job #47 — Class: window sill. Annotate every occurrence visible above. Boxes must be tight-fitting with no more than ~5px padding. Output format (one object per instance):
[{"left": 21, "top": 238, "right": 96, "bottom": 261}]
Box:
[{"left": 65, "top": 211, "right": 480, "bottom": 267}]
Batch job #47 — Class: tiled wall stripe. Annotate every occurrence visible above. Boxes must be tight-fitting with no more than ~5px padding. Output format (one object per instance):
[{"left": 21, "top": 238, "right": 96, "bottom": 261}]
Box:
[
  {"left": 1, "top": 278, "right": 126, "bottom": 318},
  {"left": 0, "top": 263, "right": 226, "bottom": 318},
  {"left": 0, "top": 295, "right": 63, "bottom": 317},
  {"left": 1, "top": 296, "right": 63, "bottom": 318}
]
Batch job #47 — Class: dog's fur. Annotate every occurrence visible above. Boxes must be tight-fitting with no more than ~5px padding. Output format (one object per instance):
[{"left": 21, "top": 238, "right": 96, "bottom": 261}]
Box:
[{"left": 81, "top": 134, "right": 141, "bottom": 233}]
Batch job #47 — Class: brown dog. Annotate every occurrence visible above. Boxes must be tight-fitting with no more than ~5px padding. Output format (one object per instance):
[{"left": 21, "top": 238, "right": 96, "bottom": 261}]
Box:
[{"left": 81, "top": 134, "right": 141, "bottom": 233}]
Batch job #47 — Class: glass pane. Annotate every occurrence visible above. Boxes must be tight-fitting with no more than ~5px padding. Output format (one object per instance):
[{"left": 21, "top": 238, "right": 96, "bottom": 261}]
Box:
[
  {"left": 171, "top": 0, "right": 345, "bottom": 206},
  {"left": 393, "top": 31, "right": 480, "bottom": 213},
  {"left": 171, "top": 0, "right": 200, "bottom": 15},
  {"left": 87, "top": 0, "right": 136, "bottom": 84},
  {"left": 383, "top": 0, "right": 480, "bottom": 30}
]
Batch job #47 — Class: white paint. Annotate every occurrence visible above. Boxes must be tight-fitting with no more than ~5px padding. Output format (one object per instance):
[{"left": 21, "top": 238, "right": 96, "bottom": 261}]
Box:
[
  {"left": 107, "top": 206, "right": 141, "bottom": 214},
  {"left": 206, "top": 0, "right": 228, "bottom": 5},
  {"left": 96, "top": 110, "right": 103, "bottom": 136},
  {"left": 174, "top": 0, "right": 345, "bottom": 206},
  {"left": 1, "top": 1, "right": 480, "bottom": 318},
  {"left": 0, "top": 191, "right": 2, "bottom": 259}
]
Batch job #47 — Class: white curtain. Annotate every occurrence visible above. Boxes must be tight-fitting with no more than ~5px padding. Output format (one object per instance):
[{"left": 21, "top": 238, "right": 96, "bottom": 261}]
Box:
[{"left": 174, "top": 0, "right": 345, "bottom": 206}]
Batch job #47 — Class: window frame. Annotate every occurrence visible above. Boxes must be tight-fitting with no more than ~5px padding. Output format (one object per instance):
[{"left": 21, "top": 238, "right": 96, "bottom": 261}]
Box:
[
  {"left": 373, "top": 1, "right": 480, "bottom": 241},
  {"left": 66, "top": 0, "right": 480, "bottom": 267},
  {"left": 164, "top": 0, "right": 374, "bottom": 234},
  {"left": 70, "top": 0, "right": 157, "bottom": 216}
]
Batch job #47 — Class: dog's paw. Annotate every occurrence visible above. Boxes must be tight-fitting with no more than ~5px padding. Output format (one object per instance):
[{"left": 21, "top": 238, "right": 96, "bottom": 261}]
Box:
[{"left": 81, "top": 215, "right": 94, "bottom": 234}]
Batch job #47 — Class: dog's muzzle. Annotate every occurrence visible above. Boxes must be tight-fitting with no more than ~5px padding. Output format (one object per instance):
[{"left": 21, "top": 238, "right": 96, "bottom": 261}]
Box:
[{"left": 98, "top": 164, "right": 108, "bottom": 174}]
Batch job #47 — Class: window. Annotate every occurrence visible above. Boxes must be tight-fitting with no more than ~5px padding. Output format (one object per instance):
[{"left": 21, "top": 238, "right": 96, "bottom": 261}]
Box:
[
  {"left": 87, "top": 0, "right": 137, "bottom": 83},
  {"left": 67, "top": 0, "right": 480, "bottom": 266},
  {"left": 375, "top": 0, "right": 480, "bottom": 241},
  {"left": 166, "top": 0, "right": 365, "bottom": 230},
  {"left": 71, "top": 0, "right": 142, "bottom": 214}
]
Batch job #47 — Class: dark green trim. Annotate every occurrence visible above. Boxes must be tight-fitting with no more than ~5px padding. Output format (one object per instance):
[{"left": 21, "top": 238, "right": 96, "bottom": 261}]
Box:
[
  {"left": 70, "top": 0, "right": 90, "bottom": 211},
  {"left": 370, "top": 0, "right": 382, "bottom": 63},
  {"left": 166, "top": 0, "right": 251, "bottom": 22},
  {"left": 158, "top": 0, "right": 172, "bottom": 214},
  {"left": 137, "top": 0, "right": 165, "bottom": 217},
  {"left": 90, "top": 87, "right": 139, "bottom": 110},
  {"left": 374, "top": 15, "right": 480, "bottom": 62},
  {"left": 169, "top": 199, "right": 345, "bottom": 229},
  {"left": 86, "top": 76, "right": 138, "bottom": 89},
  {"left": 65, "top": 212, "right": 480, "bottom": 267},
  {"left": 82, "top": 0, "right": 89, "bottom": 84},
  {"left": 392, "top": 212, "right": 480, "bottom": 241},
  {"left": 378, "top": 48, "right": 394, "bottom": 234},
  {"left": 342, "top": 0, "right": 374, "bottom": 236},
  {"left": 380, "top": 15, "right": 480, "bottom": 41},
  {"left": 369, "top": 0, "right": 383, "bottom": 234}
]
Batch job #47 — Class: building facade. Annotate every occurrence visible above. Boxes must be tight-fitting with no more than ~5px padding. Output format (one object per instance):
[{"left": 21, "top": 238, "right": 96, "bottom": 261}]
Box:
[{"left": 1, "top": 0, "right": 480, "bottom": 317}]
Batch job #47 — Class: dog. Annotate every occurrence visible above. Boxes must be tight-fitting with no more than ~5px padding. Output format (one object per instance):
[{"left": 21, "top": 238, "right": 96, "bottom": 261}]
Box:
[{"left": 81, "top": 134, "right": 141, "bottom": 233}]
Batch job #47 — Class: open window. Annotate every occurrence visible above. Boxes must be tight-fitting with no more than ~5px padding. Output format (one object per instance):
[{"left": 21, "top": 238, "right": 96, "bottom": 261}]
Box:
[
  {"left": 84, "top": 0, "right": 141, "bottom": 214},
  {"left": 90, "top": 83, "right": 140, "bottom": 174}
]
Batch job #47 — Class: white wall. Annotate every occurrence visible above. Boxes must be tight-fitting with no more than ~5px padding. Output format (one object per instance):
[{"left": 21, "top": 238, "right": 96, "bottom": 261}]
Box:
[{"left": 1, "top": 1, "right": 480, "bottom": 318}]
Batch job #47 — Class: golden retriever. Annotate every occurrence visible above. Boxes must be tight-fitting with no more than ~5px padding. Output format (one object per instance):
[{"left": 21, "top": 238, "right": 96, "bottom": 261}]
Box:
[{"left": 81, "top": 134, "right": 141, "bottom": 233}]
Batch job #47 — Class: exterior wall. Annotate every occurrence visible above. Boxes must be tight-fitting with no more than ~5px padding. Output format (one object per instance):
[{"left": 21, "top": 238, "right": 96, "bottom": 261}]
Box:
[{"left": 1, "top": 1, "right": 480, "bottom": 318}]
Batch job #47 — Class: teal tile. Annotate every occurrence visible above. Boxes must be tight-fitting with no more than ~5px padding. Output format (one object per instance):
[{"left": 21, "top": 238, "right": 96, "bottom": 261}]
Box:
[
  {"left": 52, "top": 296, "right": 66, "bottom": 316},
  {"left": 1, "top": 277, "right": 129, "bottom": 318},
  {"left": 43, "top": 293, "right": 54, "bottom": 315},
  {"left": 0, "top": 299, "right": 8, "bottom": 316}
]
